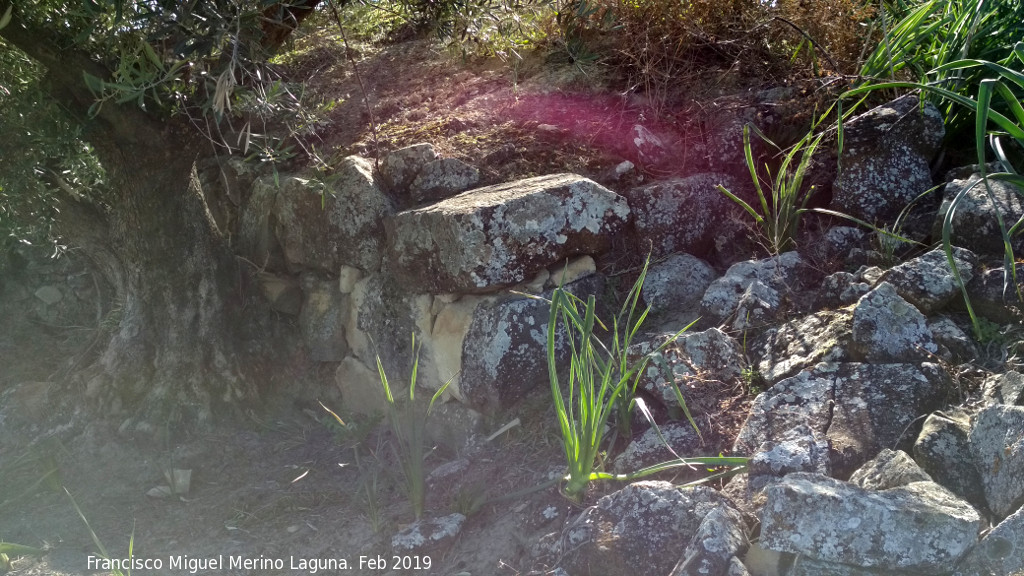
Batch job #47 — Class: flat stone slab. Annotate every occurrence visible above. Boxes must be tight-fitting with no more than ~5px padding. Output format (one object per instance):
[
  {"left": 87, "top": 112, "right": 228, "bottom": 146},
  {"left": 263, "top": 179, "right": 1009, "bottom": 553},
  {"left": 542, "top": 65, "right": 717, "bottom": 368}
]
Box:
[{"left": 384, "top": 174, "right": 629, "bottom": 293}]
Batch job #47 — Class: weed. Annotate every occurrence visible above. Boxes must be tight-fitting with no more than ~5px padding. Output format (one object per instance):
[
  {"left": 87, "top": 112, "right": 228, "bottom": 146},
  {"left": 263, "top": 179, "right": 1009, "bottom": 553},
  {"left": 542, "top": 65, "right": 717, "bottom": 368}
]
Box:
[
  {"left": 545, "top": 263, "right": 745, "bottom": 502},
  {"left": 717, "top": 123, "right": 825, "bottom": 254},
  {"left": 66, "top": 488, "right": 134, "bottom": 576},
  {"left": 0, "top": 543, "right": 45, "bottom": 571},
  {"left": 374, "top": 335, "right": 454, "bottom": 520}
]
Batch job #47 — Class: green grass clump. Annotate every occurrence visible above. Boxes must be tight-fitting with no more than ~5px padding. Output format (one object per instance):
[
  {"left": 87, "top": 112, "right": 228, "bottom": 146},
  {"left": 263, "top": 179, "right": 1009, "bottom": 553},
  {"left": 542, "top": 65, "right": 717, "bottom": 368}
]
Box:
[
  {"left": 545, "top": 261, "right": 746, "bottom": 503},
  {"left": 374, "top": 335, "right": 452, "bottom": 520}
]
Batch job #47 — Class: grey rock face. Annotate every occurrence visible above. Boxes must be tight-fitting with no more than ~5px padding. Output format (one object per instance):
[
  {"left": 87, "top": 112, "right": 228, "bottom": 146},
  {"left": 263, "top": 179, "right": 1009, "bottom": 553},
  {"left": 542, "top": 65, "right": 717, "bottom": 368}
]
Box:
[
  {"left": 832, "top": 95, "right": 944, "bottom": 224},
  {"left": 934, "top": 173, "right": 1024, "bottom": 256},
  {"left": 816, "top": 271, "right": 872, "bottom": 308},
  {"left": 409, "top": 158, "right": 480, "bottom": 204},
  {"left": 828, "top": 363, "right": 948, "bottom": 478},
  {"left": 239, "top": 176, "right": 286, "bottom": 272},
  {"left": 735, "top": 363, "right": 948, "bottom": 479},
  {"left": 969, "top": 404, "right": 1024, "bottom": 519},
  {"left": 851, "top": 282, "right": 937, "bottom": 362},
  {"left": 670, "top": 505, "right": 749, "bottom": 576},
  {"left": 955, "top": 505, "right": 1024, "bottom": 576},
  {"left": 272, "top": 157, "right": 393, "bottom": 273},
  {"left": 748, "top": 424, "right": 831, "bottom": 493},
  {"left": 459, "top": 275, "right": 603, "bottom": 413},
  {"left": 379, "top": 142, "right": 438, "bottom": 192},
  {"left": 641, "top": 253, "right": 718, "bottom": 314},
  {"left": 848, "top": 448, "right": 931, "bottom": 491},
  {"left": 983, "top": 371, "right": 1024, "bottom": 405},
  {"left": 700, "top": 251, "right": 806, "bottom": 329},
  {"left": 754, "top": 309, "right": 853, "bottom": 385},
  {"left": 879, "top": 247, "right": 976, "bottom": 314},
  {"left": 628, "top": 173, "right": 744, "bottom": 258},
  {"left": 258, "top": 273, "right": 302, "bottom": 315},
  {"left": 760, "top": 473, "right": 981, "bottom": 572},
  {"left": 558, "top": 482, "right": 746, "bottom": 576},
  {"left": 630, "top": 328, "right": 744, "bottom": 414},
  {"left": 385, "top": 174, "right": 629, "bottom": 293},
  {"left": 298, "top": 275, "right": 349, "bottom": 362},
  {"left": 928, "top": 316, "right": 978, "bottom": 361},
  {"left": 914, "top": 410, "right": 989, "bottom": 515}
]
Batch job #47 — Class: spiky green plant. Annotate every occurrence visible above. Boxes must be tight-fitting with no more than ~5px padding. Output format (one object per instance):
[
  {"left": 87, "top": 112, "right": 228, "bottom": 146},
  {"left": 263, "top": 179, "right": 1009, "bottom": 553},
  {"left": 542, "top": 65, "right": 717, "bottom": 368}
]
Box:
[
  {"left": 546, "top": 277, "right": 747, "bottom": 502},
  {"left": 716, "top": 123, "right": 825, "bottom": 254},
  {"left": 374, "top": 335, "right": 453, "bottom": 520}
]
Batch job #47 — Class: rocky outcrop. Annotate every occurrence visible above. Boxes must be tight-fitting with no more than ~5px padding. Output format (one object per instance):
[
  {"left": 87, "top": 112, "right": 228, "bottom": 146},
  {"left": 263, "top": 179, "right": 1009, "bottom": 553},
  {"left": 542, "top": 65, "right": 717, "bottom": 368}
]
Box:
[
  {"left": 935, "top": 173, "right": 1024, "bottom": 256},
  {"left": 546, "top": 482, "right": 748, "bottom": 576},
  {"left": 760, "top": 472, "right": 980, "bottom": 572},
  {"left": 385, "top": 174, "right": 629, "bottom": 293},
  {"left": 627, "top": 173, "right": 745, "bottom": 258},
  {"left": 700, "top": 251, "right": 807, "bottom": 330},
  {"left": 832, "top": 95, "right": 945, "bottom": 224}
]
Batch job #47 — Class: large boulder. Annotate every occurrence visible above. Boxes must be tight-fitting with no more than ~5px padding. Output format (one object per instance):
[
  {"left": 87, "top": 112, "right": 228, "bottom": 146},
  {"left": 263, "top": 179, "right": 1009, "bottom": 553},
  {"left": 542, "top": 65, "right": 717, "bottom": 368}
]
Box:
[
  {"left": 458, "top": 275, "right": 603, "bottom": 412},
  {"left": 385, "top": 174, "right": 629, "bottom": 293},
  {"left": 272, "top": 157, "right": 393, "bottom": 272},
  {"left": 700, "top": 251, "right": 807, "bottom": 330},
  {"left": 627, "top": 173, "right": 745, "bottom": 258},
  {"left": 379, "top": 142, "right": 438, "bottom": 192},
  {"left": 934, "top": 173, "right": 1024, "bottom": 256},
  {"left": 914, "top": 410, "right": 989, "bottom": 515},
  {"left": 408, "top": 158, "right": 480, "bottom": 204},
  {"left": 850, "top": 282, "right": 937, "bottom": 363},
  {"left": 831, "top": 95, "right": 945, "bottom": 224},
  {"left": 878, "top": 247, "right": 977, "bottom": 314},
  {"left": 760, "top": 473, "right": 980, "bottom": 572},
  {"left": 735, "top": 363, "right": 949, "bottom": 478},
  {"left": 552, "top": 482, "right": 748, "bottom": 576},
  {"left": 968, "top": 404, "right": 1024, "bottom": 519},
  {"left": 641, "top": 253, "right": 718, "bottom": 315}
]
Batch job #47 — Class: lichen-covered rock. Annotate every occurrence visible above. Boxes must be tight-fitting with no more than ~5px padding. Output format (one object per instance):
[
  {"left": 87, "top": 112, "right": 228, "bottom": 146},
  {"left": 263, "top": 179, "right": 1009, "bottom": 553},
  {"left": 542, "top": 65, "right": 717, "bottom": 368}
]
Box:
[
  {"left": 849, "top": 448, "right": 932, "bottom": 491},
  {"left": 983, "top": 371, "right": 1024, "bottom": 405},
  {"left": 816, "top": 271, "right": 872, "bottom": 308},
  {"left": 349, "top": 274, "right": 437, "bottom": 388},
  {"left": 700, "top": 251, "right": 806, "bottom": 330},
  {"left": 954, "top": 504, "right": 1024, "bottom": 576},
  {"left": 379, "top": 142, "right": 438, "bottom": 192},
  {"left": 734, "top": 366, "right": 836, "bottom": 457},
  {"left": 627, "top": 173, "right": 744, "bottom": 258},
  {"left": 934, "top": 173, "right": 1024, "bottom": 256},
  {"left": 736, "top": 363, "right": 948, "bottom": 478},
  {"left": 409, "top": 158, "right": 480, "bottom": 204},
  {"left": 807, "top": 226, "right": 868, "bottom": 264},
  {"left": 879, "top": 247, "right": 976, "bottom": 314},
  {"left": 828, "top": 363, "right": 948, "bottom": 478},
  {"left": 760, "top": 473, "right": 980, "bottom": 572},
  {"left": 670, "top": 505, "right": 749, "bottom": 576},
  {"left": 754, "top": 309, "right": 853, "bottom": 385},
  {"left": 557, "top": 482, "right": 745, "bottom": 576},
  {"left": 748, "top": 424, "right": 831, "bottom": 493},
  {"left": 914, "top": 410, "right": 989, "bottom": 515},
  {"left": 968, "top": 404, "right": 1024, "bottom": 519},
  {"left": 273, "top": 157, "right": 393, "bottom": 272},
  {"left": 851, "top": 282, "right": 937, "bottom": 362},
  {"left": 385, "top": 174, "right": 629, "bottom": 293},
  {"left": 641, "top": 253, "right": 718, "bottom": 314},
  {"left": 298, "top": 275, "right": 349, "bottom": 362},
  {"left": 831, "top": 95, "right": 944, "bottom": 224},
  {"left": 630, "top": 328, "right": 744, "bottom": 414},
  {"left": 459, "top": 275, "right": 603, "bottom": 413},
  {"left": 391, "top": 513, "right": 465, "bottom": 552},
  {"left": 612, "top": 422, "right": 702, "bottom": 474}
]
